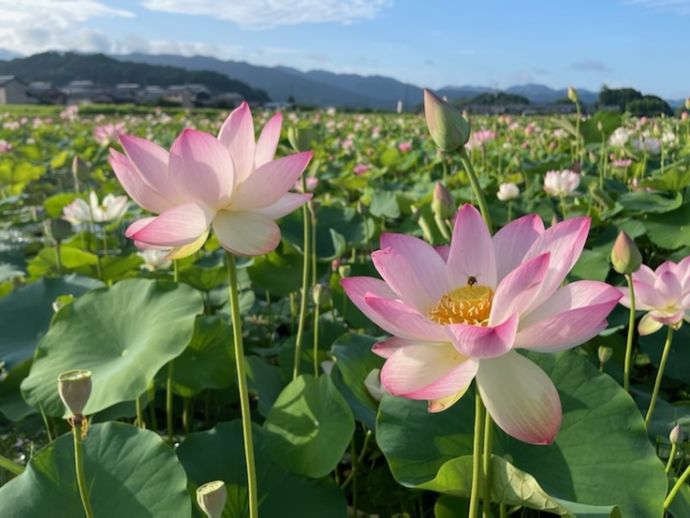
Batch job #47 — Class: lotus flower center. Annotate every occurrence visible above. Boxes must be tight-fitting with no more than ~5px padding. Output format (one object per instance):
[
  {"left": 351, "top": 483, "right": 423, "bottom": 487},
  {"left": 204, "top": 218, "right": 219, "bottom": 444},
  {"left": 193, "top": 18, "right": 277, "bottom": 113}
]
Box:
[{"left": 427, "top": 283, "right": 493, "bottom": 326}]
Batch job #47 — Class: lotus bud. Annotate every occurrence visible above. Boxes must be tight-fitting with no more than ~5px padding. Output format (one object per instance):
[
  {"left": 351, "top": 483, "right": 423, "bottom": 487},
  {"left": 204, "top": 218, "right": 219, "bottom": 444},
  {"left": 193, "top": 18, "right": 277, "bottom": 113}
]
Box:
[
  {"left": 58, "top": 369, "right": 92, "bottom": 417},
  {"left": 196, "top": 480, "right": 227, "bottom": 518},
  {"left": 423, "top": 89, "right": 470, "bottom": 151},
  {"left": 598, "top": 346, "right": 613, "bottom": 365},
  {"left": 46, "top": 218, "right": 72, "bottom": 242},
  {"left": 567, "top": 86, "right": 579, "bottom": 104},
  {"left": 611, "top": 231, "right": 642, "bottom": 275},
  {"left": 331, "top": 258, "right": 342, "bottom": 272},
  {"left": 287, "top": 125, "right": 316, "bottom": 152},
  {"left": 364, "top": 368, "right": 387, "bottom": 402},
  {"left": 670, "top": 424, "right": 684, "bottom": 445},
  {"left": 72, "top": 155, "right": 87, "bottom": 192},
  {"left": 312, "top": 283, "right": 331, "bottom": 307},
  {"left": 685, "top": 98, "right": 690, "bottom": 111},
  {"left": 338, "top": 264, "right": 351, "bottom": 279},
  {"left": 431, "top": 182, "right": 454, "bottom": 220}
]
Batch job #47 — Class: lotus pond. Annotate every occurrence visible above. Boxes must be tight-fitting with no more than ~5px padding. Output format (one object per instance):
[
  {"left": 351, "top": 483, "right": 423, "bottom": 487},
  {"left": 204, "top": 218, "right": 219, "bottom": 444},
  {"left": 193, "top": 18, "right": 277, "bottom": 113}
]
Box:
[{"left": 1, "top": 97, "right": 690, "bottom": 517}]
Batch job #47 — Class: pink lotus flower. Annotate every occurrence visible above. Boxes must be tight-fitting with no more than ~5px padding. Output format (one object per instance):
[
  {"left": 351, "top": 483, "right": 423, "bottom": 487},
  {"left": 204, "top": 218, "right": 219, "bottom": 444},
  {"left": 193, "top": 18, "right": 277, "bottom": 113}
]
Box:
[
  {"left": 94, "top": 123, "right": 126, "bottom": 146},
  {"left": 398, "top": 141, "right": 412, "bottom": 153},
  {"left": 354, "top": 164, "right": 370, "bottom": 175},
  {"left": 543, "top": 170, "right": 580, "bottom": 197},
  {"left": 342, "top": 205, "right": 620, "bottom": 444},
  {"left": 619, "top": 259, "right": 690, "bottom": 335},
  {"left": 466, "top": 129, "right": 497, "bottom": 150},
  {"left": 0, "top": 140, "right": 12, "bottom": 153},
  {"left": 109, "top": 102, "right": 312, "bottom": 258}
]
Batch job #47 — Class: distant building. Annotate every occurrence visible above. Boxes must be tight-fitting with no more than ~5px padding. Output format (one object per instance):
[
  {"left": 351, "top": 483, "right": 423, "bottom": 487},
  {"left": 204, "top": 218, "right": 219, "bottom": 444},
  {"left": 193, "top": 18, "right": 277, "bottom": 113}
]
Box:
[{"left": 0, "top": 76, "right": 36, "bottom": 104}]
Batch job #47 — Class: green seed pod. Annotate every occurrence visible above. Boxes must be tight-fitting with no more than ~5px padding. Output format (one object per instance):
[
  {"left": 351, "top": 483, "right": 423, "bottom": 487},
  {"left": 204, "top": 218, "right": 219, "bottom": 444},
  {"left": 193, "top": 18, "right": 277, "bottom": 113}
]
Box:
[
  {"left": 597, "top": 346, "right": 613, "bottom": 365},
  {"left": 312, "top": 283, "right": 332, "bottom": 307},
  {"left": 58, "top": 369, "right": 92, "bottom": 416},
  {"left": 423, "top": 89, "right": 470, "bottom": 152},
  {"left": 196, "top": 480, "right": 227, "bottom": 518}
]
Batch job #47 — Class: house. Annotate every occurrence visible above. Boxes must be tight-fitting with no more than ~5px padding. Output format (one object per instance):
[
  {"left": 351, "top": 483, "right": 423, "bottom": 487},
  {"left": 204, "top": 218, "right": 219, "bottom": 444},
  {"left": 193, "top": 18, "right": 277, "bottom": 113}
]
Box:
[{"left": 0, "top": 76, "right": 36, "bottom": 104}]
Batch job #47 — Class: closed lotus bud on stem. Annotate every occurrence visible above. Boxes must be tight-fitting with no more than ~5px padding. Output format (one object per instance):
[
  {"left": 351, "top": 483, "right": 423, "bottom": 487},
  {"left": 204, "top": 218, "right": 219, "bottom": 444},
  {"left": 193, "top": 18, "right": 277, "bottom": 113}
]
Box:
[
  {"left": 423, "top": 89, "right": 470, "bottom": 151},
  {"left": 287, "top": 126, "right": 316, "bottom": 152},
  {"left": 312, "top": 283, "right": 331, "bottom": 307},
  {"left": 670, "top": 424, "right": 684, "bottom": 445},
  {"left": 598, "top": 345, "right": 613, "bottom": 365},
  {"left": 431, "top": 182, "right": 455, "bottom": 220},
  {"left": 685, "top": 98, "right": 690, "bottom": 111},
  {"left": 58, "top": 369, "right": 92, "bottom": 416},
  {"left": 196, "top": 480, "right": 227, "bottom": 518},
  {"left": 611, "top": 231, "right": 642, "bottom": 275},
  {"left": 568, "top": 86, "right": 579, "bottom": 104}
]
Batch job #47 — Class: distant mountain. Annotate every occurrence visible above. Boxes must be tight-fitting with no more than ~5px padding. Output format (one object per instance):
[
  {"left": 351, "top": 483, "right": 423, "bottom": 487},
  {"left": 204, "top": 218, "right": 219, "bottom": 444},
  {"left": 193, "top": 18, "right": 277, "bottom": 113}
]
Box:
[
  {"left": 0, "top": 52, "right": 269, "bottom": 101},
  {"left": 505, "top": 84, "right": 598, "bottom": 104}
]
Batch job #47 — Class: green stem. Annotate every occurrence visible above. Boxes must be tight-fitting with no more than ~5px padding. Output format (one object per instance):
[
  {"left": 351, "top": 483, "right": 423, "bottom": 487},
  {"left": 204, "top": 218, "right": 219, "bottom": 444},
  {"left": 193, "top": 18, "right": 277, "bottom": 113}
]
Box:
[
  {"left": 351, "top": 440, "right": 358, "bottom": 516},
  {"left": 313, "top": 302, "right": 320, "bottom": 377},
  {"left": 293, "top": 189, "right": 311, "bottom": 379},
  {"left": 73, "top": 420, "right": 94, "bottom": 518},
  {"left": 226, "top": 252, "right": 259, "bottom": 518},
  {"left": 665, "top": 462, "right": 690, "bottom": 510},
  {"left": 135, "top": 395, "right": 144, "bottom": 428},
  {"left": 645, "top": 326, "right": 674, "bottom": 426},
  {"left": 38, "top": 403, "right": 54, "bottom": 442},
  {"left": 166, "top": 362, "right": 174, "bottom": 443},
  {"left": 341, "top": 429, "right": 373, "bottom": 489},
  {"left": 0, "top": 453, "right": 23, "bottom": 475},
  {"left": 459, "top": 148, "right": 493, "bottom": 231},
  {"left": 665, "top": 443, "right": 678, "bottom": 474},
  {"left": 55, "top": 240, "right": 63, "bottom": 275},
  {"left": 183, "top": 397, "right": 191, "bottom": 435},
  {"left": 482, "top": 411, "right": 493, "bottom": 517},
  {"left": 499, "top": 503, "right": 508, "bottom": 518},
  {"left": 623, "top": 274, "right": 636, "bottom": 392},
  {"left": 469, "top": 388, "right": 484, "bottom": 518}
]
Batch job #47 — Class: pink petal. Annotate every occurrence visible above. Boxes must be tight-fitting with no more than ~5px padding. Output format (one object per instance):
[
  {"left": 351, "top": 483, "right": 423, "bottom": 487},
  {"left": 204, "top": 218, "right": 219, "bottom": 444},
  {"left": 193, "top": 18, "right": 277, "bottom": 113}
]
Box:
[
  {"left": 119, "top": 134, "right": 179, "bottom": 202},
  {"left": 253, "top": 192, "right": 312, "bottom": 219},
  {"left": 169, "top": 129, "right": 234, "bottom": 208},
  {"left": 449, "top": 314, "right": 518, "bottom": 358},
  {"left": 255, "top": 112, "right": 282, "bottom": 168},
  {"left": 372, "top": 336, "right": 413, "bottom": 358},
  {"left": 364, "top": 295, "right": 450, "bottom": 341},
  {"left": 492, "top": 214, "right": 544, "bottom": 281},
  {"left": 523, "top": 216, "right": 590, "bottom": 308},
  {"left": 631, "top": 280, "right": 668, "bottom": 311},
  {"left": 435, "top": 245, "right": 450, "bottom": 262},
  {"left": 649, "top": 309, "right": 684, "bottom": 326},
  {"left": 476, "top": 351, "right": 562, "bottom": 445},
  {"left": 125, "top": 217, "right": 156, "bottom": 238},
  {"left": 230, "top": 151, "right": 312, "bottom": 211},
  {"left": 131, "top": 203, "right": 213, "bottom": 247},
  {"left": 217, "top": 101, "right": 256, "bottom": 183},
  {"left": 212, "top": 210, "right": 280, "bottom": 257},
  {"left": 632, "top": 264, "right": 658, "bottom": 286},
  {"left": 372, "top": 233, "right": 449, "bottom": 312},
  {"left": 639, "top": 312, "right": 664, "bottom": 336},
  {"left": 489, "top": 253, "right": 550, "bottom": 324},
  {"left": 341, "top": 276, "right": 400, "bottom": 330},
  {"left": 516, "top": 281, "right": 621, "bottom": 352},
  {"left": 109, "top": 149, "right": 171, "bottom": 213},
  {"left": 381, "top": 343, "right": 478, "bottom": 400},
  {"left": 655, "top": 270, "right": 682, "bottom": 303},
  {"left": 447, "top": 204, "right": 497, "bottom": 288}
]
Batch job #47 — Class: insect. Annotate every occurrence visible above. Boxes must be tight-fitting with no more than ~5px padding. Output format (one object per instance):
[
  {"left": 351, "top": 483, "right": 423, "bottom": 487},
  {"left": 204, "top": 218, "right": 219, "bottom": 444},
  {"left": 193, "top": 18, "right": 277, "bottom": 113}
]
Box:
[{"left": 467, "top": 276, "right": 477, "bottom": 286}]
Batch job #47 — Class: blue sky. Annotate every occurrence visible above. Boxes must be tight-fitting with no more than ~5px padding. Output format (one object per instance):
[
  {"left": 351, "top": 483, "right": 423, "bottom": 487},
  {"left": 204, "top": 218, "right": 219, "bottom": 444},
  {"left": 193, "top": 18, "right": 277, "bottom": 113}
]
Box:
[{"left": 1, "top": 0, "right": 688, "bottom": 98}]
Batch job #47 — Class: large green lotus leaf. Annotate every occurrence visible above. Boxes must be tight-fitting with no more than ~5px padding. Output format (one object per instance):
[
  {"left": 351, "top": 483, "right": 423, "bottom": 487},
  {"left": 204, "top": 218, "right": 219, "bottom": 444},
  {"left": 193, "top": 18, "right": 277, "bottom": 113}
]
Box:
[
  {"left": 246, "top": 355, "right": 284, "bottom": 418},
  {"left": 0, "top": 358, "right": 33, "bottom": 421},
  {"left": 329, "top": 333, "right": 383, "bottom": 429},
  {"left": 177, "top": 420, "right": 347, "bottom": 517},
  {"left": 618, "top": 191, "right": 683, "bottom": 214},
  {"left": 173, "top": 315, "right": 235, "bottom": 398},
  {"left": 0, "top": 275, "right": 102, "bottom": 370},
  {"left": 263, "top": 374, "right": 354, "bottom": 478},
  {"left": 376, "top": 350, "right": 666, "bottom": 517},
  {"left": 21, "top": 278, "right": 203, "bottom": 417},
  {"left": 645, "top": 202, "right": 690, "bottom": 250},
  {"left": 0, "top": 422, "right": 191, "bottom": 517}
]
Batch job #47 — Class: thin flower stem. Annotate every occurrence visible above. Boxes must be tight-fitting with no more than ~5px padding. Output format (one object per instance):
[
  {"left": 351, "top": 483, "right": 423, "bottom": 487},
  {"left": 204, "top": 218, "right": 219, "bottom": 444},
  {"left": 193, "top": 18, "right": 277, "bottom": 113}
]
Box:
[
  {"left": 351, "top": 440, "right": 358, "bottom": 516},
  {"left": 341, "top": 429, "right": 373, "bottom": 489},
  {"left": 293, "top": 182, "right": 311, "bottom": 379},
  {"left": 0, "top": 453, "right": 23, "bottom": 475},
  {"left": 166, "top": 362, "right": 174, "bottom": 444},
  {"left": 665, "top": 462, "right": 690, "bottom": 510},
  {"left": 226, "top": 252, "right": 259, "bottom": 518},
  {"left": 623, "top": 274, "right": 636, "bottom": 392},
  {"left": 645, "top": 326, "right": 674, "bottom": 426},
  {"left": 135, "top": 394, "right": 144, "bottom": 429},
  {"left": 499, "top": 503, "right": 508, "bottom": 518},
  {"left": 459, "top": 148, "right": 493, "bottom": 232},
  {"left": 469, "top": 388, "right": 484, "bottom": 518},
  {"left": 73, "top": 419, "right": 94, "bottom": 518},
  {"left": 55, "top": 240, "right": 63, "bottom": 274},
  {"left": 665, "top": 443, "right": 678, "bottom": 474},
  {"left": 482, "top": 411, "right": 493, "bottom": 517},
  {"left": 38, "top": 403, "right": 54, "bottom": 442},
  {"left": 313, "top": 302, "right": 320, "bottom": 377}
]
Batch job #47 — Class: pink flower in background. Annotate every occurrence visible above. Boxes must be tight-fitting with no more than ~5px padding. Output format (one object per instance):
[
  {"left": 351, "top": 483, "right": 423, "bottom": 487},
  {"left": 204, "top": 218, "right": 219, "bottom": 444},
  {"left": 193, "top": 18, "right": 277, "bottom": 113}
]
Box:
[
  {"left": 60, "top": 105, "right": 79, "bottom": 121},
  {"left": 354, "top": 164, "right": 370, "bottom": 175},
  {"left": 295, "top": 176, "right": 319, "bottom": 192},
  {"left": 497, "top": 182, "right": 519, "bottom": 201},
  {"left": 94, "top": 123, "right": 126, "bottom": 146},
  {"left": 682, "top": 111, "right": 689, "bottom": 121},
  {"left": 619, "top": 259, "right": 690, "bottom": 335},
  {"left": 466, "top": 129, "right": 497, "bottom": 149},
  {"left": 612, "top": 159, "right": 632, "bottom": 168},
  {"left": 0, "top": 140, "right": 12, "bottom": 153},
  {"left": 342, "top": 205, "right": 620, "bottom": 444},
  {"left": 543, "top": 170, "right": 580, "bottom": 197},
  {"left": 109, "top": 102, "right": 312, "bottom": 258},
  {"left": 398, "top": 141, "right": 412, "bottom": 153},
  {"left": 341, "top": 138, "right": 354, "bottom": 150}
]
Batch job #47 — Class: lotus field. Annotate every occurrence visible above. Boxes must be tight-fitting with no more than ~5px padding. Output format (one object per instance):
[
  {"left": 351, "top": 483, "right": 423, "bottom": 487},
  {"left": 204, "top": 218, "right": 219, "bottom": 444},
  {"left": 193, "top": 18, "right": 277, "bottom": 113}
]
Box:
[{"left": 2, "top": 92, "right": 690, "bottom": 518}]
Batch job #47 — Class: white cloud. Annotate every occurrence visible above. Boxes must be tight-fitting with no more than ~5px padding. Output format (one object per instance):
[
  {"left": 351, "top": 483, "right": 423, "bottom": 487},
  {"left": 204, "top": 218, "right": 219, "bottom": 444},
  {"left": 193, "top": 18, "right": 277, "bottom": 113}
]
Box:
[{"left": 141, "top": 0, "right": 393, "bottom": 28}]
